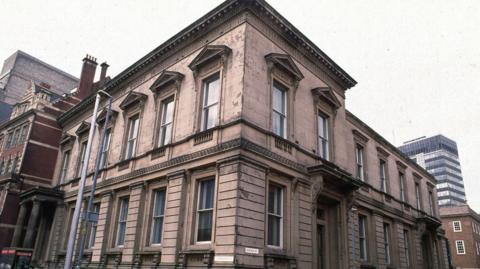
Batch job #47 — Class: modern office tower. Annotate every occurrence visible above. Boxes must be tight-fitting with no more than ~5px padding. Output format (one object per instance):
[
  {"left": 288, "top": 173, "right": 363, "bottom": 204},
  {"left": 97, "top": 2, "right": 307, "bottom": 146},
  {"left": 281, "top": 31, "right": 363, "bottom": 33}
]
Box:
[{"left": 399, "top": 135, "right": 466, "bottom": 206}]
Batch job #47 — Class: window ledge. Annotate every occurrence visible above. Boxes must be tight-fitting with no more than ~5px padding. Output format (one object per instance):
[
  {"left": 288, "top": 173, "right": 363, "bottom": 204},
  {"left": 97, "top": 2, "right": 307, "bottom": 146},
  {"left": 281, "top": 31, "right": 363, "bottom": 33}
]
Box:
[
  {"left": 193, "top": 129, "right": 214, "bottom": 145},
  {"left": 151, "top": 145, "right": 168, "bottom": 160},
  {"left": 117, "top": 159, "right": 131, "bottom": 171}
]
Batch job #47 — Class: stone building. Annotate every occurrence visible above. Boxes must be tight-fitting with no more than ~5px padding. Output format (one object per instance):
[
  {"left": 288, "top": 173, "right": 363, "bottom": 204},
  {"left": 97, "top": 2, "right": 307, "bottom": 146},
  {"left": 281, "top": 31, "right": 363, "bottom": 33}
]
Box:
[
  {"left": 43, "top": 0, "right": 448, "bottom": 268},
  {"left": 440, "top": 205, "right": 480, "bottom": 268},
  {"left": 0, "top": 51, "right": 80, "bottom": 122},
  {"left": 0, "top": 55, "right": 109, "bottom": 258}
]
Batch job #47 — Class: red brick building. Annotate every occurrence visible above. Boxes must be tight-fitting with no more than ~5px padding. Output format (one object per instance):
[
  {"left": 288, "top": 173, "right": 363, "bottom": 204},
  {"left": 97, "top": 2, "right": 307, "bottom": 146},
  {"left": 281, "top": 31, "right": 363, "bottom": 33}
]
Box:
[
  {"left": 441, "top": 205, "right": 480, "bottom": 269},
  {"left": 0, "top": 55, "right": 108, "bottom": 259}
]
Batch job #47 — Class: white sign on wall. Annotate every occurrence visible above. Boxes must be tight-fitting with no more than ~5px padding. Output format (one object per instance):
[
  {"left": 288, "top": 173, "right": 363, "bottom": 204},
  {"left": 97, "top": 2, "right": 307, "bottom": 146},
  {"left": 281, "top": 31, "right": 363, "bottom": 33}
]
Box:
[{"left": 245, "top": 247, "right": 260, "bottom": 254}]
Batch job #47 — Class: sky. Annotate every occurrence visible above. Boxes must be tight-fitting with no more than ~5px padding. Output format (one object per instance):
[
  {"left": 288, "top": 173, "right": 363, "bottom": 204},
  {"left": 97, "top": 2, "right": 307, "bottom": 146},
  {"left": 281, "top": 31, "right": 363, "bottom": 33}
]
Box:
[{"left": 1, "top": 0, "right": 479, "bottom": 210}]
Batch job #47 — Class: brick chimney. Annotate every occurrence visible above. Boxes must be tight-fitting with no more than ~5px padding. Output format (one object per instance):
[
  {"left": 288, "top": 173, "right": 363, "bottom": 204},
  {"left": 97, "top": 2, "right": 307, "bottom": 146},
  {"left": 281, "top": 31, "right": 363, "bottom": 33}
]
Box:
[
  {"left": 77, "top": 54, "right": 98, "bottom": 99},
  {"left": 100, "top": 62, "right": 109, "bottom": 82}
]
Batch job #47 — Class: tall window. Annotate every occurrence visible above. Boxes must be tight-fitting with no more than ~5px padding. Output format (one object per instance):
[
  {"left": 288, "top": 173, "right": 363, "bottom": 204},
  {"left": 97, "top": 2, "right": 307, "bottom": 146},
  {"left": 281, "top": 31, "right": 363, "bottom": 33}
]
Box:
[
  {"left": 5, "top": 132, "right": 13, "bottom": 148},
  {"left": 317, "top": 113, "right": 329, "bottom": 160},
  {"left": 453, "top": 221, "right": 462, "bottom": 232},
  {"left": 59, "top": 150, "right": 71, "bottom": 183},
  {"left": 383, "top": 223, "right": 391, "bottom": 264},
  {"left": 355, "top": 144, "right": 365, "bottom": 181},
  {"left": 99, "top": 129, "right": 111, "bottom": 168},
  {"left": 359, "top": 215, "right": 368, "bottom": 261},
  {"left": 379, "top": 160, "right": 387, "bottom": 192},
  {"left": 12, "top": 129, "right": 20, "bottom": 146},
  {"left": 196, "top": 178, "right": 215, "bottom": 243},
  {"left": 5, "top": 159, "right": 12, "bottom": 174},
  {"left": 415, "top": 183, "right": 421, "bottom": 209},
  {"left": 399, "top": 172, "right": 406, "bottom": 202},
  {"left": 272, "top": 82, "right": 287, "bottom": 138},
  {"left": 87, "top": 203, "right": 100, "bottom": 248},
  {"left": 403, "top": 230, "right": 410, "bottom": 267},
  {"left": 11, "top": 157, "right": 18, "bottom": 173},
  {"left": 125, "top": 115, "right": 139, "bottom": 159},
  {"left": 115, "top": 197, "right": 129, "bottom": 247},
  {"left": 19, "top": 124, "right": 28, "bottom": 143},
  {"left": 268, "top": 184, "right": 283, "bottom": 247},
  {"left": 428, "top": 191, "right": 435, "bottom": 216},
  {"left": 77, "top": 141, "right": 87, "bottom": 177},
  {"left": 150, "top": 190, "right": 166, "bottom": 245},
  {"left": 158, "top": 97, "right": 174, "bottom": 146},
  {"left": 456, "top": 240, "right": 466, "bottom": 255},
  {"left": 200, "top": 74, "right": 220, "bottom": 131}
]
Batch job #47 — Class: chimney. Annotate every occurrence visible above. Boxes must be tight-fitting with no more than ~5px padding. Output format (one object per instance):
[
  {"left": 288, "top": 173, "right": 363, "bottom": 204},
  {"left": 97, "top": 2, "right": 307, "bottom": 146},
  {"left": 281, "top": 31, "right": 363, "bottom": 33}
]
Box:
[
  {"left": 100, "top": 62, "right": 109, "bottom": 82},
  {"left": 77, "top": 54, "right": 97, "bottom": 99}
]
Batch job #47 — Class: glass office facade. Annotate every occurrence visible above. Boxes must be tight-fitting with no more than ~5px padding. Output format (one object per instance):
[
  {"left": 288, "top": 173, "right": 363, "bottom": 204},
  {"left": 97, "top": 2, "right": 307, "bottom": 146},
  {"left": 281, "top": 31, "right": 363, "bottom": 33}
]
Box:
[{"left": 399, "top": 135, "right": 466, "bottom": 206}]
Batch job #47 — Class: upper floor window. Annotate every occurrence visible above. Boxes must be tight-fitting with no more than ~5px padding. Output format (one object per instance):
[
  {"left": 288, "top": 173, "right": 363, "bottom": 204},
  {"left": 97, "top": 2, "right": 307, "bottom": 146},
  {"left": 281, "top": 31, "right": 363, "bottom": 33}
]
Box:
[
  {"left": 453, "top": 221, "right": 462, "bottom": 232},
  {"left": 19, "top": 124, "right": 28, "bottom": 143},
  {"left": 196, "top": 178, "right": 215, "bottom": 243},
  {"left": 415, "top": 182, "right": 422, "bottom": 210},
  {"left": 429, "top": 190, "right": 435, "bottom": 216},
  {"left": 125, "top": 115, "right": 139, "bottom": 160},
  {"left": 355, "top": 144, "right": 365, "bottom": 181},
  {"left": 359, "top": 215, "right": 368, "bottom": 261},
  {"left": 76, "top": 141, "right": 87, "bottom": 177},
  {"left": 379, "top": 160, "right": 387, "bottom": 192},
  {"left": 5, "top": 132, "right": 13, "bottom": 148},
  {"left": 158, "top": 97, "right": 175, "bottom": 147},
  {"left": 317, "top": 113, "right": 329, "bottom": 160},
  {"left": 200, "top": 74, "right": 220, "bottom": 131},
  {"left": 403, "top": 230, "right": 411, "bottom": 267},
  {"left": 150, "top": 189, "right": 166, "bottom": 245},
  {"left": 115, "top": 197, "right": 129, "bottom": 247},
  {"left": 59, "top": 150, "right": 71, "bottom": 184},
  {"left": 267, "top": 183, "right": 284, "bottom": 247},
  {"left": 99, "top": 129, "right": 111, "bottom": 168},
  {"left": 399, "top": 172, "right": 406, "bottom": 202},
  {"left": 272, "top": 82, "right": 287, "bottom": 138}
]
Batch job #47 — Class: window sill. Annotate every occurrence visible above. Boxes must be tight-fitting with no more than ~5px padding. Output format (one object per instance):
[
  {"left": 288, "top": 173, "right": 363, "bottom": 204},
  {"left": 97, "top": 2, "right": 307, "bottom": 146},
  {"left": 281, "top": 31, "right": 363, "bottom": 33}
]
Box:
[
  {"left": 264, "top": 246, "right": 287, "bottom": 256},
  {"left": 151, "top": 145, "right": 168, "bottom": 160},
  {"left": 187, "top": 243, "right": 213, "bottom": 251},
  {"left": 117, "top": 159, "right": 131, "bottom": 171}
]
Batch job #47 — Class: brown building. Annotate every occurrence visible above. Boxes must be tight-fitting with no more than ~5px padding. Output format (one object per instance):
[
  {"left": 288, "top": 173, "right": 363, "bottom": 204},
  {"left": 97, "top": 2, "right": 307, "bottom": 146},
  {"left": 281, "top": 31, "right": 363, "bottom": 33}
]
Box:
[
  {"left": 0, "top": 55, "right": 109, "bottom": 257},
  {"left": 441, "top": 205, "right": 480, "bottom": 269},
  {"left": 33, "top": 0, "right": 450, "bottom": 268}
]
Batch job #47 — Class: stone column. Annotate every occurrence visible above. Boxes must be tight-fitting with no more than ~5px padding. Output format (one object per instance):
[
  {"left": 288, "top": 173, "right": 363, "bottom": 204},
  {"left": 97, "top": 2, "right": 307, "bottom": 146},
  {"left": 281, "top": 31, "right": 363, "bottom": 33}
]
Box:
[
  {"left": 160, "top": 170, "right": 187, "bottom": 266},
  {"left": 92, "top": 191, "right": 113, "bottom": 264},
  {"left": 122, "top": 182, "right": 145, "bottom": 263},
  {"left": 23, "top": 200, "right": 41, "bottom": 248},
  {"left": 11, "top": 202, "right": 28, "bottom": 247}
]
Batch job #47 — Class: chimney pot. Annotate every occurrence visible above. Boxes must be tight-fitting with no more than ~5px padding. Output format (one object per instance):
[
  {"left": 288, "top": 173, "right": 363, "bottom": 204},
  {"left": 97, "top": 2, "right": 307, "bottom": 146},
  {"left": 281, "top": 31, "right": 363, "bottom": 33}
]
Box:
[{"left": 100, "top": 62, "right": 109, "bottom": 82}]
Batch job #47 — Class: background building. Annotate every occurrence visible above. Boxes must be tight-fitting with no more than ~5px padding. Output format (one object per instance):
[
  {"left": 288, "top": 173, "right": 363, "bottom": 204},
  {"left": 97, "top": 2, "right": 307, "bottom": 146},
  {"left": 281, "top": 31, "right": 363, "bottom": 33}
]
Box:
[
  {"left": 0, "top": 51, "right": 79, "bottom": 122},
  {"left": 440, "top": 205, "right": 480, "bottom": 268},
  {"left": 0, "top": 55, "right": 108, "bottom": 256},
  {"left": 399, "top": 135, "right": 466, "bottom": 206}
]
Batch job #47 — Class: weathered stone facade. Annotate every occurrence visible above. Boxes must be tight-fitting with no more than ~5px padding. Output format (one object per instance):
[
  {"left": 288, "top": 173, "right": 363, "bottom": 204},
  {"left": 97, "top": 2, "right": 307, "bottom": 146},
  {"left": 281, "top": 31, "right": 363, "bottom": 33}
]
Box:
[{"left": 42, "top": 1, "right": 449, "bottom": 268}]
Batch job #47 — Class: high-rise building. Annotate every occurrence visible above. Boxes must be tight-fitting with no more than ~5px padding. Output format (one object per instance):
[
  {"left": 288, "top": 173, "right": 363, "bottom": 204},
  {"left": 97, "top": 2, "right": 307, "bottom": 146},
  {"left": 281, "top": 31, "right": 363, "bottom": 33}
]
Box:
[{"left": 399, "top": 135, "right": 466, "bottom": 206}]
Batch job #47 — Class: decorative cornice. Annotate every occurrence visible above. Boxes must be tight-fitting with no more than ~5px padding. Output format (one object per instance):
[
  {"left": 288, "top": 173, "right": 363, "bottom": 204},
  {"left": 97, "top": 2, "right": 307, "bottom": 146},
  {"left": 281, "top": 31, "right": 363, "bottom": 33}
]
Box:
[
  {"left": 311, "top": 87, "right": 341, "bottom": 109},
  {"left": 149, "top": 71, "right": 184, "bottom": 93},
  {"left": 96, "top": 109, "right": 119, "bottom": 125},
  {"left": 265, "top": 53, "right": 304, "bottom": 82},
  {"left": 119, "top": 92, "right": 148, "bottom": 111},
  {"left": 58, "top": 0, "right": 356, "bottom": 125},
  {"left": 75, "top": 121, "right": 91, "bottom": 136},
  {"left": 188, "top": 45, "right": 231, "bottom": 73}
]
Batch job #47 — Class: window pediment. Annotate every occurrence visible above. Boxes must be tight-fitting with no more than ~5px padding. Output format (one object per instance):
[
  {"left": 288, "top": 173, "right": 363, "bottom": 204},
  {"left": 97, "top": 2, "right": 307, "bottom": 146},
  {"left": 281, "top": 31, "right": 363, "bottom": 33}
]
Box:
[
  {"left": 352, "top": 129, "right": 369, "bottom": 144},
  {"left": 149, "top": 71, "right": 184, "bottom": 93},
  {"left": 311, "top": 87, "right": 341, "bottom": 109},
  {"left": 265, "top": 53, "right": 304, "bottom": 82},
  {"left": 60, "top": 132, "right": 75, "bottom": 145},
  {"left": 96, "top": 108, "right": 119, "bottom": 125},
  {"left": 119, "top": 91, "right": 147, "bottom": 111},
  {"left": 75, "top": 121, "right": 91, "bottom": 136},
  {"left": 188, "top": 45, "right": 231, "bottom": 72}
]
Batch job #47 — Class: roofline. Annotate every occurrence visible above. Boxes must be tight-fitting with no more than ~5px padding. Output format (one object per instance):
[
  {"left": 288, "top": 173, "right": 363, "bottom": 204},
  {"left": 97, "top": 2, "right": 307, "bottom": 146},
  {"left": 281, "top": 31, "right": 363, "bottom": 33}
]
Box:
[
  {"left": 345, "top": 110, "right": 436, "bottom": 182},
  {"left": 13, "top": 50, "right": 79, "bottom": 82},
  {"left": 58, "top": 0, "right": 357, "bottom": 125},
  {"left": 0, "top": 109, "right": 35, "bottom": 130}
]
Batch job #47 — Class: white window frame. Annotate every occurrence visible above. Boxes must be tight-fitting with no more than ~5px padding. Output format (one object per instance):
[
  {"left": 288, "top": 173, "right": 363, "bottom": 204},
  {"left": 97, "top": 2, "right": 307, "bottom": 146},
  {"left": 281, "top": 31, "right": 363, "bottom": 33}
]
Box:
[
  {"left": 150, "top": 189, "right": 166, "bottom": 246},
  {"left": 158, "top": 96, "right": 175, "bottom": 147},
  {"left": 456, "top": 240, "right": 466, "bottom": 255},
  {"left": 355, "top": 144, "right": 365, "bottom": 181},
  {"left": 399, "top": 172, "right": 406, "bottom": 202},
  {"left": 195, "top": 178, "right": 215, "bottom": 244},
  {"left": 87, "top": 203, "right": 100, "bottom": 248},
  {"left": 403, "top": 229, "right": 410, "bottom": 267},
  {"left": 99, "top": 128, "right": 111, "bottom": 168},
  {"left": 359, "top": 215, "right": 368, "bottom": 261},
  {"left": 453, "top": 221, "right": 462, "bottom": 232},
  {"left": 115, "top": 197, "right": 129, "bottom": 247},
  {"left": 267, "top": 183, "right": 284, "bottom": 248},
  {"left": 383, "top": 223, "right": 391, "bottom": 264},
  {"left": 415, "top": 182, "right": 421, "bottom": 209},
  {"left": 379, "top": 159, "right": 387, "bottom": 192},
  {"left": 59, "top": 150, "right": 71, "bottom": 183},
  {"left": 125, "top": 115, "right": 139, "bottom": 160},
  {"left": 317, "top": 113, "right": 329, "bottom": 160},
  {"left": 272, "top": 82, "right": 287, "bottom": 138},
  {"left": 200, "top": 74, "right": 220, "bottom": 131},
  {"left": 77, "top": 141, "right": 87, "bottom": 177}
]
